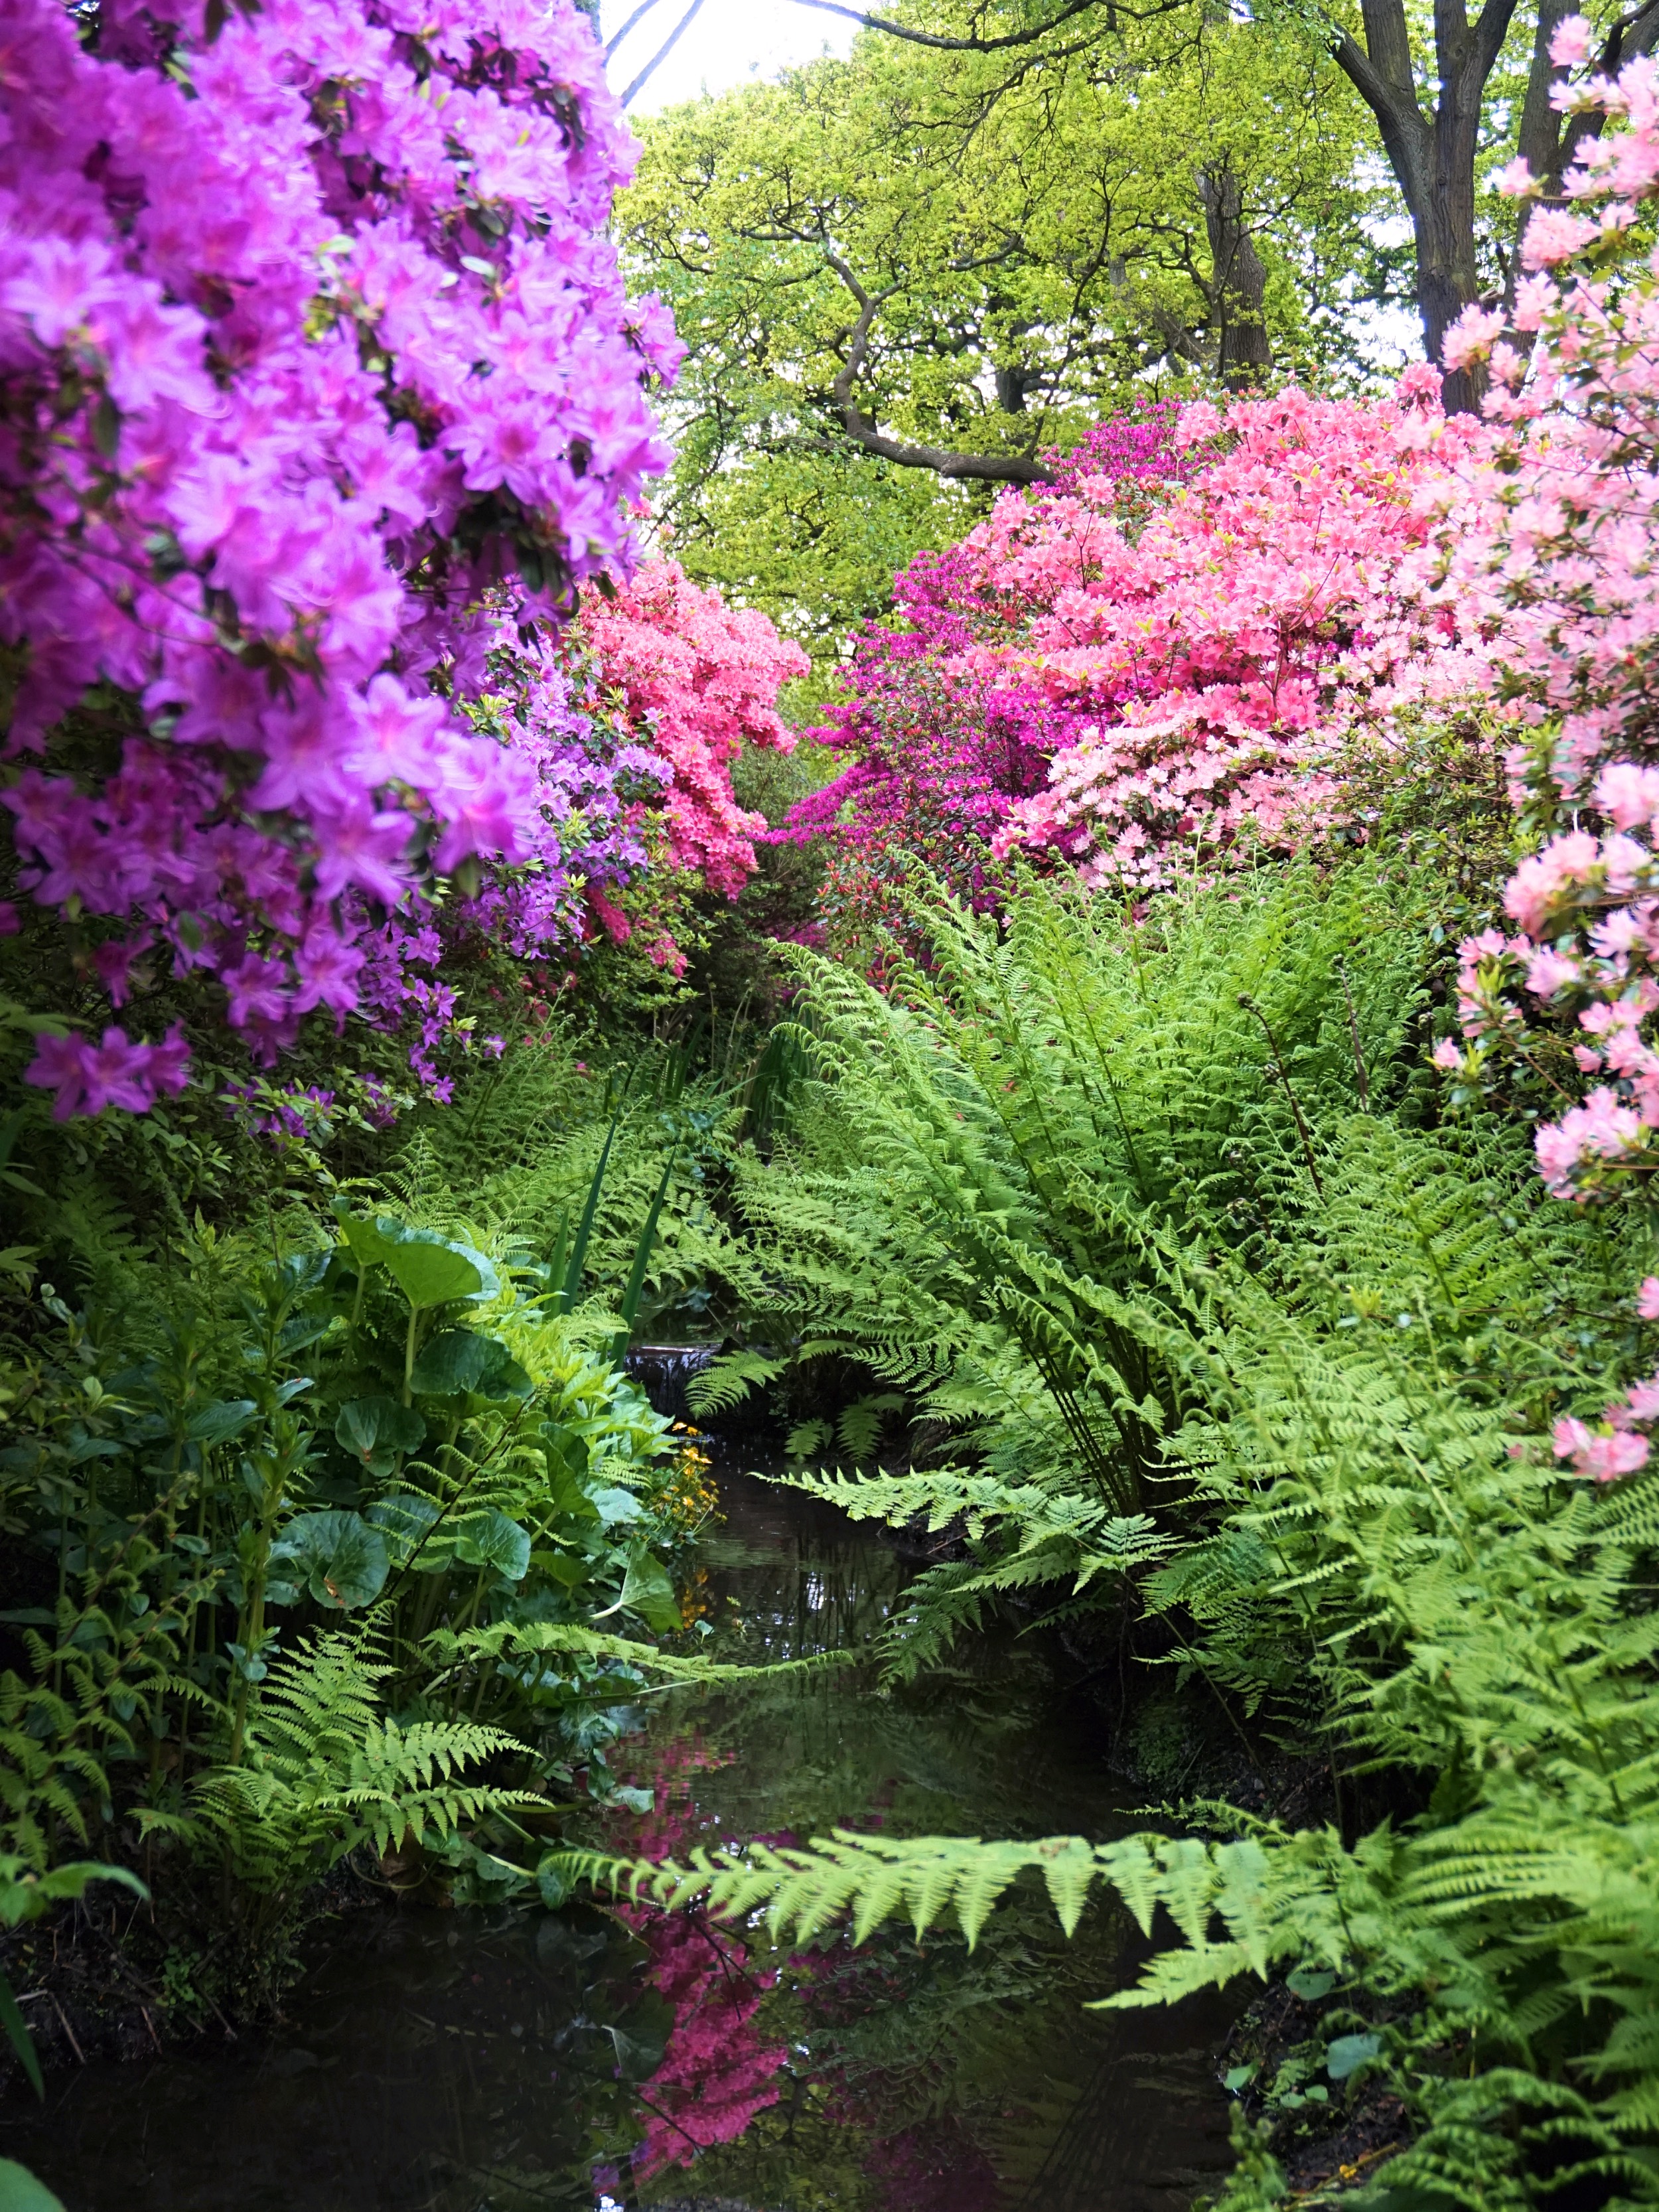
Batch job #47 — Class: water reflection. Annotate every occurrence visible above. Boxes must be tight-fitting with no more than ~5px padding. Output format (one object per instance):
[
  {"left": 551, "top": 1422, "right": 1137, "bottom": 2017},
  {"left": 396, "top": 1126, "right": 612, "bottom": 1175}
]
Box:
[
  {"left": 0, "top": 1471, "right": 1232, "bottom": 2211},
  {"left": 598, "top": 1473, "right": 1234, "bottom": 2211}
]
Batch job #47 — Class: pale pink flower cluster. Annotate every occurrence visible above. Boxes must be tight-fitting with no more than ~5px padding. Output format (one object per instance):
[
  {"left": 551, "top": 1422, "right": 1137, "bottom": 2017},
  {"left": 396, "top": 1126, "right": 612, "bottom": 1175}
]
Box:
[
  {"left": 1433, "top": 23, "right": 1659, "bottom": 1479},
  {"left": 982, "top": 384, "right": 1487, "bottom": 886},
  {"left": 1436, "top": 29, "right": 1659, "bottom": 1230},
  {"left": 2, "top": 0, "right": 680, "bottom": 1110}
]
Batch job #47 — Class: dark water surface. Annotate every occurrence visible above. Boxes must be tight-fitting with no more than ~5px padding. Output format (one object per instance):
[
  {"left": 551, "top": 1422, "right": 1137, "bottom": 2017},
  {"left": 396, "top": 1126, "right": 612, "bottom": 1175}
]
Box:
[{"left": 0, "top": 1472, "right": 1232, "bottom": 2212}]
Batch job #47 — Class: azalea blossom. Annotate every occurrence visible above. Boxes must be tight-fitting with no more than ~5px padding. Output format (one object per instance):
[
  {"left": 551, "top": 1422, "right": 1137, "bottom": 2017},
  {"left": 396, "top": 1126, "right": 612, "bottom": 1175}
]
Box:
[{"left": 1, "top": 0, "right": 682, "bottom": 1110}]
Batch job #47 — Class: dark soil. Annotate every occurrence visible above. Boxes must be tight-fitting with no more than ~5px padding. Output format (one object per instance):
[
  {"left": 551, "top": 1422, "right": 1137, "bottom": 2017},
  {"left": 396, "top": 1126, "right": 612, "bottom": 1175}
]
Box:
[{"left": 0, "top": 1855, "right": 377, "bottom": 2099}]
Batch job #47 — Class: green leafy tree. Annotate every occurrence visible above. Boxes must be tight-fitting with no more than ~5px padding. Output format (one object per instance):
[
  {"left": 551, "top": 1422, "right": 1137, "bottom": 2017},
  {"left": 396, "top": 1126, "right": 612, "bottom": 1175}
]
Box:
[
  {"left": 759, "top": 0, "right": 1659, "bottom": 412},
  {"left": 624, "top": 5, "right": 1379, "bottom": 657}
]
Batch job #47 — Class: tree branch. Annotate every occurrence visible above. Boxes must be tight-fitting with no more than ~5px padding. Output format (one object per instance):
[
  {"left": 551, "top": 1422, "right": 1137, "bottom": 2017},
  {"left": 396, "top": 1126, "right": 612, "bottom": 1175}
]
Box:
[
  {"left": 822, "top": 250, "right": 1052, "bottom": 483},
  {"left": 1472, "top": 0, "right": 1522, "bottom": 81},
  {"left": 606, "top": 0, "right": 666, "bottom": 59},
  {"left": 1322, "top": 19, "right": 1409, "bottom": 130},
  {"left": 620, "top": 0, "right": 709, "bottom": 105},
  {"left": 785, "top": 0, "right": 1147, "bottom": 54}
]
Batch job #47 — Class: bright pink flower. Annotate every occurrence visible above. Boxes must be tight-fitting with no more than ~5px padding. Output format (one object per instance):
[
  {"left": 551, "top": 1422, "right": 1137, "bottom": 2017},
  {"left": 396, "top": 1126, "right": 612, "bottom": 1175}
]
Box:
[
  {"left": 1554, "top": 1419, "right": 1650, "bottom": 1480},
  {"left": 580, "top": 559, "right": 806, "bottom": 901}
]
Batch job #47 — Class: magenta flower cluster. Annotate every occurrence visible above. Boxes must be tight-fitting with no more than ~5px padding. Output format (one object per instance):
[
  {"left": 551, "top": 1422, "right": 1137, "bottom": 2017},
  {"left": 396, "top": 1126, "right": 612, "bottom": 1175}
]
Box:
[
  {"left": 2, "top": 0, "right": 680, "bottom": 1114},
  {"left": 779, "top": 411, "right": 1198, "bottom": 932},
  {"left": 1039, "top": 396, "right": 1206, "bottom": 504},
  {"left": 778, "top": 536, "right": 1068, "bottom": 922}
]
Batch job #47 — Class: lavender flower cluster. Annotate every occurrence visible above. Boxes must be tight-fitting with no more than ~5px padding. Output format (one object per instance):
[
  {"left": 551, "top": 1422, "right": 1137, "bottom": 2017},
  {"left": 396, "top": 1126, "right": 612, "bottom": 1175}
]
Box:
[{"left": 1, "top": 0, "right": 682, "bottom": 1116}]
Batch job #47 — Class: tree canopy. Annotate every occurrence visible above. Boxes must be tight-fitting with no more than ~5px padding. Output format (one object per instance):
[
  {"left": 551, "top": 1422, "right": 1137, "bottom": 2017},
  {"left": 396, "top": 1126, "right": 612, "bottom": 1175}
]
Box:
[{"left": 622, "top": 2, "right": 1381, "bottom": 662}]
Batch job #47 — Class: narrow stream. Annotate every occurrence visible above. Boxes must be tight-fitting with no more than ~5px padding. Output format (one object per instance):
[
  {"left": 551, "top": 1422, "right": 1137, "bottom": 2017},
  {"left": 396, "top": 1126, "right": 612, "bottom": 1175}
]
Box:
[{"left": 1, "top": 1471, "right": 1233, "bottom": 2212}]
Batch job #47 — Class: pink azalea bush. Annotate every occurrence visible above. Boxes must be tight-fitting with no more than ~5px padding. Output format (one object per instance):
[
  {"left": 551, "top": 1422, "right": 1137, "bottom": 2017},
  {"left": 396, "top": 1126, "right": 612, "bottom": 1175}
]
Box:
[
  {"left": 1, "top": 0, "right": 680, "bottom": 1114},
  {"left": 786, "top": 386, "right": 1485, "bottom": 930},
  {"left": 780, "top": 406, "right": 1196, "bottom": 935},
  {"left": 1426, "top": 16, "right": 1659, "bottom": 1479},
  {"left": 993, "top": 384, "right": 1487, "bottom": 885},
  {"left": 580, "top": 558, "right": 808, "bottom": 903}
]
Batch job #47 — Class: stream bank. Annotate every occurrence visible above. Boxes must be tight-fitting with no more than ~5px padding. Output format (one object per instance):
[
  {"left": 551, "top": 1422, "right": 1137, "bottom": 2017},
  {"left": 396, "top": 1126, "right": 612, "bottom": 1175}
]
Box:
[{"left": 0, "top": 1465, "right": 1235, "bottom": 2211}]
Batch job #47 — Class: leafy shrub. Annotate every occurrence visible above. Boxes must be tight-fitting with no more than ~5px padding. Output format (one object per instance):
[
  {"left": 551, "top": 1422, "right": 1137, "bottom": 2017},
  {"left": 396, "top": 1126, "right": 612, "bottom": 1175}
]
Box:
[{"left": 0, "top": 1156, "right": 710, "bottom": 1971}]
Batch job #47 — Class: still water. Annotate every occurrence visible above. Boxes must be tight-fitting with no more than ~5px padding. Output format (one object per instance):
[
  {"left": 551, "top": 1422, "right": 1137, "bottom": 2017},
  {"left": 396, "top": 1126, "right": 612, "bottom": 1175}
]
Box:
[{"left": 1, "top": 1472, "right": 1232, "bottom": 2212}]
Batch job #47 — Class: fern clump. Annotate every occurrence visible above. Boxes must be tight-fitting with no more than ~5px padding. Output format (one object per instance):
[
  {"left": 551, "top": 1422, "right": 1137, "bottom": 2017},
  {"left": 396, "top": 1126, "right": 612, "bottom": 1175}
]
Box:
[
  {"left": 153, "top": 1627, "right": 536, "bottom": 1923},
  {"left": 570, "top": 860, "right": 1659, "bottom": 2212}
]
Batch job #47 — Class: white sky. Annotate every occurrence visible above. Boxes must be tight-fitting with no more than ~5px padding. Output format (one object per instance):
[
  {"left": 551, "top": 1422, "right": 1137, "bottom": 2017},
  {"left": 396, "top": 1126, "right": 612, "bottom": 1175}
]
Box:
[{"left": 599, "top": 0, "right": 858, "bottom": 113}]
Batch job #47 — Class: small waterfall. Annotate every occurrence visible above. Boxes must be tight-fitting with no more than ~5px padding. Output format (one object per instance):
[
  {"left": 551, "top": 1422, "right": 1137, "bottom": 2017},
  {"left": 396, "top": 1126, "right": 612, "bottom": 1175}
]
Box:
[{"left": 625, "top": 1343, "right": 717, "bottom": 1424}]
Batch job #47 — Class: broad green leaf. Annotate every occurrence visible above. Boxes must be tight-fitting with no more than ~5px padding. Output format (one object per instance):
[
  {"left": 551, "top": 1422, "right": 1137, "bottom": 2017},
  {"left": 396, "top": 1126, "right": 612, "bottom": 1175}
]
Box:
[
  {"left": 454, "top": 1509, "right": 532, "bottom": 1582},
  {"left": 1326, "top": 2032, "right": 1382, "bottom": 2083},
  {"left": 366, "top": 1491, "right": 446, "bottom": 1566},
  {"left": 411, "top": 1329, "right": 530, "bottom": 1400},
  {"left": 584, "top": 1483, "right": 644, "bottom": 1526},
  {"left": 336, "top": 1396, "right": 425, "bottom": 1474},
  {"left": 538, "top": 1550, "right": 593, "bottom": 1589},
  {"left": 1287, "top": 1966, "right": 1336, "bottom": 2002},
  {"left": 271, "top": 1509, "right": 390, "bottom": 1608},
  {"left": 335, "top": 1211, "right": 498, "bottom": 1310},
  {"left": 380, "top": 1233, "right": 487, "bottom": 1311},
  {"left": 0, "top": 2160, "right": 66, "bottom": 2212},
  {"left": 616, "top": 1550, "right": 681, "bottom": 1633},
  {"left": 410, "top": 1327, "right": 492, "bottom": 1394},
  {"left": 536, "top": 1854, "right": 574, "bottom": 1910},
  {"left": 186, "top": 1398, "right": 259, "bottom": 1446}
]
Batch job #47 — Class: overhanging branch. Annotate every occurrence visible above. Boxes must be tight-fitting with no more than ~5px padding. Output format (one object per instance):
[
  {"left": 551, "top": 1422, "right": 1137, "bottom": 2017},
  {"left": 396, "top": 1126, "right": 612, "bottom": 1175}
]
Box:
[
  {"left": 785, "top": 0, "right": 1152, "bottom": 54},
  {"left": 823, "top": 250, "right": 1053, "bottom": 484},
  {"left": 620, "top": 0, "right": 709, "bottom": 104}
]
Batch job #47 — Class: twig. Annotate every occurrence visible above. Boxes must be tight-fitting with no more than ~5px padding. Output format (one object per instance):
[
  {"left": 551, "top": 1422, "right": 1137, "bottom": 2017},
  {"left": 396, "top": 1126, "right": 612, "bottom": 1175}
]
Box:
[
  {"left": 1239, "top": 994, "right": 1325, "bottom": 1197},
  {"left": 1335, "top": 958, "right": 1370, "bottom": 1109},
  {"left": 50, "top": 1994, "right": 86, "bottom": 2065}
]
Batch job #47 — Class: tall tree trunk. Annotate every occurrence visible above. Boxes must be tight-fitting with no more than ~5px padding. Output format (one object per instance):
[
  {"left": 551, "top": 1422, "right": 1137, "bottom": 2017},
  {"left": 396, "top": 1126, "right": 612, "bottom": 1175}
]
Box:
[
  {"left": 994, "top": 364, "right": 1029, "bottom": 412},
  {"left": 1329, "top": 0, "right": 1522, "bottom": 412},
  {"left": 1419, "top": 87, "right": 1486, "bottom": 413},
  {"left": 1198, "top": 165, "right": 1271, "bottom": 389}
]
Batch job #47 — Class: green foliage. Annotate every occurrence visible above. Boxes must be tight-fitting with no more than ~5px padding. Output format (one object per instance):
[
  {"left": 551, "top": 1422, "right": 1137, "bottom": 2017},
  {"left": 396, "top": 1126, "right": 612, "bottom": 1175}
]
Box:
[
  {"left": 0, "top": 2159, "right": 66, "bottom": 2212},
  {"left": 625, "top": 7, "right": 1382, "bottom": 666},
  {"left": 713, "top": 861, "right": 1439, "bottom": 1654},
  {"left": 575, "top": 855, "right": 1659, "bottom": 2211},
  {"left": 404, "top": 1047, "right": 748, "bottom": 1343},
  {"left": 159, "top": 1627, "right": 534, "bottom": 1915},
  {"left": 0, "top": 1140, "right": 712, "bottom": 1972}
]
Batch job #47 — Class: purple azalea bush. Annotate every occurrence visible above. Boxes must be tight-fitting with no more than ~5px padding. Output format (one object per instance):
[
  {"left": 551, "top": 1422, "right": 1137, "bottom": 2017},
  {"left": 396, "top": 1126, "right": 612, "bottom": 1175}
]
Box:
[{"left": 1, "top": 0, "right": 682, "bottom": 1116}]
